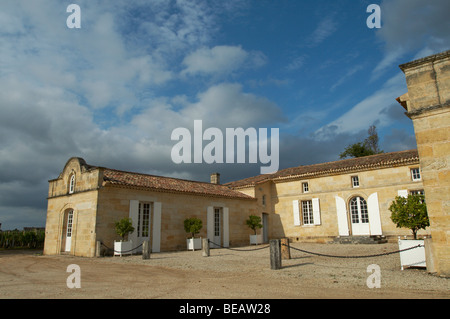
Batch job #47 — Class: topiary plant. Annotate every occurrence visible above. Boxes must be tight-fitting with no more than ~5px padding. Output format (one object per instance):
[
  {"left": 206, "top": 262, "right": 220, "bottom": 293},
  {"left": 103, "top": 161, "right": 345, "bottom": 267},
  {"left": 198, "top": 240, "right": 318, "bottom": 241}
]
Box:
[
  {"left": 389, "top": 194, "right": 429, "bottom": 239},
  {"left": 115, "top": 217, "right": 135, "bottom": 241},
  {"left": 246, "top": 215, "right": 263, "bottom": 235},
  {"left": 184, "top": 217, "right": 203, "bottom": 239}
]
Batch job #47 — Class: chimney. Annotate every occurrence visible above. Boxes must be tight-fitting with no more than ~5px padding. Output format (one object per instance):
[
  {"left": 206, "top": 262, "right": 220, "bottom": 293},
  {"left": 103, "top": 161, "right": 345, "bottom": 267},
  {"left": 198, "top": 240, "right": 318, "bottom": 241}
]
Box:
[{"left": 210, "top": 173, "right": 220, "bottom": 184}]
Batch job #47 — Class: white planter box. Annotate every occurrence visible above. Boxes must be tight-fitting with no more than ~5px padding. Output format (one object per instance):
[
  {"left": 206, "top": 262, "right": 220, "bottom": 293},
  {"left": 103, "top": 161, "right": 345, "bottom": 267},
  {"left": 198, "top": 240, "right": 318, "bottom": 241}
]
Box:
[
  {"left": 250, "top": 234, "right": 263, "bottom": 245},
  {"left": 398, "top": 239, "right": 426, "bottom": 270},
  {"left": 187, "top": 237, "right": 202, "bottom": 251},
  {"left": 114, "top": 240, "right": 133, "bottom": 256}
]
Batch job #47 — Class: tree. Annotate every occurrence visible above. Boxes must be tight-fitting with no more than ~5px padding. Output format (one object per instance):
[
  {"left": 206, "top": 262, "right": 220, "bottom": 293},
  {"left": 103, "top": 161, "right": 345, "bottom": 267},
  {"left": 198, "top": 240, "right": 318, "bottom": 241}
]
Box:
[
  {"left": 115, "top": 218, "right": 135, "bottom": 241},
  {"left": 339, "top": 142, "right": 375, "bottom": 159},
  {"left": 389, "top": 194, "right": 429, "bottom": 239},
  {"left": 246, "top": 215, "right": 263, "bottom": 235},
  {"left": 340, "top": 125, "right": 383, "bottom": 159},
  {"left": 184, "top": 217, "right": 203, "bottom": 239},
  {"left": 365, "top": 125, "right": 382, "bottom": 154}
]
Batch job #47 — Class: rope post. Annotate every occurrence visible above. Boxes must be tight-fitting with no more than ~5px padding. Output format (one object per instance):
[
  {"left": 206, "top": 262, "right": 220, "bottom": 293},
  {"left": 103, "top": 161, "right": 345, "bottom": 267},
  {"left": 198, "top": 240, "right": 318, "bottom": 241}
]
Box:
[
  {"left": 142, "top": 240, "right": 150, "bottom": 260},
  {"left": 96, "top": 241, "right": 101, "bottom": 257},
  {"left": 270, "top": 239, "right": 282, "bottom": 270},
  {"left": 281, "top": 238, "right": 291, "bottom": 260},
  {"left": 202, "top": 238, "right": 210, "bottom": 257}
]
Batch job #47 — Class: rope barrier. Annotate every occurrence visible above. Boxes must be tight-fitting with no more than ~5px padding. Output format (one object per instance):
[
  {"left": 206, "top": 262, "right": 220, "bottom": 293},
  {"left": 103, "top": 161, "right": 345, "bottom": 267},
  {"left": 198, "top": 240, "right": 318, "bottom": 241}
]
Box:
[
  {"left": 100, "top": 242, "right": 143, "bottom": 254},
  {"left": 208, "top": 239, "right": 270, "bottom": 251},
  {"left": 283, "top": 243, "right": 423, "bottom": 259}
]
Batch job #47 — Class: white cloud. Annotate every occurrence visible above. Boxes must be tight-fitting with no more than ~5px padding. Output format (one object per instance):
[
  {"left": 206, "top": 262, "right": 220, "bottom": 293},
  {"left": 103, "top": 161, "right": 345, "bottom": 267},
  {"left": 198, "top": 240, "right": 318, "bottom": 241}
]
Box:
[
  {"left": 307, "top": 15, "right": 338, "bottom": 47},
  {"left": 315, "top": 72, "right": 407, "bottom": 139},
  {"left": 181, "top": 45, "right": 267, "bottom": 77},
  {"left": 286, "top": 55, "right": 306, "bottom": 71},
  {"left": 330, "top": 64, "right": 364, "bottom": 91},
  {"left": 372, "top": 0, "right": 450, "bottom": 78}
]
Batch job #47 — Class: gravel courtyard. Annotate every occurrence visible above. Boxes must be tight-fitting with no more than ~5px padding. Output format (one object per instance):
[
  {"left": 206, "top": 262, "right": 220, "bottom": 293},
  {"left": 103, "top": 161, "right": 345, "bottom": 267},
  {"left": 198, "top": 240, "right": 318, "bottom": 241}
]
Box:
[{"left": 0, "top": 242, "right": 448, "bottom": 299}]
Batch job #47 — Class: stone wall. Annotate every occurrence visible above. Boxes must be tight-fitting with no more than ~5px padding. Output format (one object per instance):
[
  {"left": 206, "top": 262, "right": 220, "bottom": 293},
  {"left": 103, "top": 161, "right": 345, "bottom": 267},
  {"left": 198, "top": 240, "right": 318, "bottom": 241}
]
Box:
[
  {"left": 271, "top": 165, "right": 428, "bottom": 242},
  {"left": 96, "top": 186, "right": 258, "bottom": 253},
  {"left": 399, "top": 50, "right": 450, "bottom": 276}
]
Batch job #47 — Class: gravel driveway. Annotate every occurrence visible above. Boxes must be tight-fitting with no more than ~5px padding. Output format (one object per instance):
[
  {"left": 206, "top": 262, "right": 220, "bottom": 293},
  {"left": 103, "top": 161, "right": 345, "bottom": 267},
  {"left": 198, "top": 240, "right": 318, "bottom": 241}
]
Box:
[{"left": 0, "top": 242, "right": 448, "bottom": 299}]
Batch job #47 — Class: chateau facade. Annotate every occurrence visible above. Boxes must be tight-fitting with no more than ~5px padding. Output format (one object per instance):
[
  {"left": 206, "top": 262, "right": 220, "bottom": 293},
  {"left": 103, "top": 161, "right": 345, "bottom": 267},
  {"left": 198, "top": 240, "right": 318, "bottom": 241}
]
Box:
[
  {"left": 226, "top": 149, "right": 426, "bottom": 243},
  {"left": 44, "top": 150, "right": 425, "bottom": 257}
]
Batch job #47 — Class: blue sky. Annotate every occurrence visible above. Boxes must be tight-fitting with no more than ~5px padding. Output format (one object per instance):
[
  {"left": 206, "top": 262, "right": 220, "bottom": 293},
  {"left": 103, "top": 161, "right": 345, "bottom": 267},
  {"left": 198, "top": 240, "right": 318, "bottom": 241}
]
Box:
[{"left": 0, "top": 0, "right": 449, "bottom": 229}]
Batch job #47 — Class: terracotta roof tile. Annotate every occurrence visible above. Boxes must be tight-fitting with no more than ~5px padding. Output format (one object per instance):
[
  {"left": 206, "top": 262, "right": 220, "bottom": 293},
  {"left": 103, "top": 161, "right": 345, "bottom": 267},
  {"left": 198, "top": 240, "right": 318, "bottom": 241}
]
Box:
[
  {"left": 226, "top": 149, "right": 419, "bottom": 188},
  {"left": 102, "top": 169, "right": 254, "bottom": 200}
]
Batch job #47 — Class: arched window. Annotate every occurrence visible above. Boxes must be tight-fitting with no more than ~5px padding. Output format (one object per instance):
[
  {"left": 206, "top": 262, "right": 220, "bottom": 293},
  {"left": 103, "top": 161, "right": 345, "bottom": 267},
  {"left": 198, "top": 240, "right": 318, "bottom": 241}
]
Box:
[
  {"left": 69, "top": 174, "right": 75, "bottom": 194},
  {"left": 349, "top": 196, "right": 369, "bottom": 224}
]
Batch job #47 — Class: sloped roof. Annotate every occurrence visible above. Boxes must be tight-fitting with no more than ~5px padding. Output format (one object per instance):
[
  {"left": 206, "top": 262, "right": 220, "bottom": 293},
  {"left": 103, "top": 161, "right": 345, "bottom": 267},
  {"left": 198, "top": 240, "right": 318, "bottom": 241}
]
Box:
[
  {"left": 225, "top": 149, "right": 420, "bottom": 188},
  {"left": 102, "top": 168, "right": 254, "bottom": 200}
]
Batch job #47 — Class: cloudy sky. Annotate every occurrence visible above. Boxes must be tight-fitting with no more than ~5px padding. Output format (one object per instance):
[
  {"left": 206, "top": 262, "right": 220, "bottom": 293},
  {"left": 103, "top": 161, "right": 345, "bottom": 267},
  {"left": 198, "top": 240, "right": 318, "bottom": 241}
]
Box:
[{"left": 1, "top": 0, "right": 449, "bottom": 229}]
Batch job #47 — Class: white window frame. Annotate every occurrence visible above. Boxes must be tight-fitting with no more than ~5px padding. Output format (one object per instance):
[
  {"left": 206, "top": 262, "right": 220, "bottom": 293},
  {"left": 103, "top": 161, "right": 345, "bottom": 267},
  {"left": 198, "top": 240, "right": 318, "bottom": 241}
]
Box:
[
  {"left": 351, "top": 176, "right": 360, "bottom": 188},
  {"left": 137, "top": 202, "right": 151, "bottom": 238},
  {"left": 69, "top": 174, "right": 75, "bottom": 194},
  {"left": 214, "top": 208, "right": 221, "bottom": 237},
  {"left": 411, "top": 168, "right": 421, "bottom": 181},
  {"left": 350, "top": 196, "right": 369, "bottom": 224},
  {"left": 301, "top": 200, "right": 314, "bottom": 225},
  {"left": 302, "top": 182, "right": 309, "bottom": 193}
]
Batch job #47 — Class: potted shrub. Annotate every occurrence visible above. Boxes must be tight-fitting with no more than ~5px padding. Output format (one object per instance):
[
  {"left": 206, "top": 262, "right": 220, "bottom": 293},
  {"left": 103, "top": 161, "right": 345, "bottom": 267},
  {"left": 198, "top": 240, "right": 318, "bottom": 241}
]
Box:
[
  {"left": 184, "top": 217, "right": 203, "bottom": 251},
  {"left": 114, "top": 217, "right": 135, "bottom": 256},
  {"left": 389, "top": 194, "right": 429, "bottom": 269},
  {"left": 246, "top": 215, "right": 263, "bottom": 245}
]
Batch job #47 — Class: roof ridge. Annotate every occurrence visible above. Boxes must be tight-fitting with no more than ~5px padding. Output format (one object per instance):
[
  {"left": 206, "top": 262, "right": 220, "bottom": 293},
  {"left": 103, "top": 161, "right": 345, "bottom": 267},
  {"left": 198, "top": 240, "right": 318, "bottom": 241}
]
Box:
[
  {"left": 103, "top": 167, "right": 224, "bottom": 187},
  {"left": 226, "top": 149, "right": 419, "bottom": 188}
]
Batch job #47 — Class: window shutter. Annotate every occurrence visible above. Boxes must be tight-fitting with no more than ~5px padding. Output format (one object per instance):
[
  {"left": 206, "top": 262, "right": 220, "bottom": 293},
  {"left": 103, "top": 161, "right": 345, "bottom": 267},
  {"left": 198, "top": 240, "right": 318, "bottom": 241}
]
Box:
[
  {"left": 293, "top": 200, "right": 301, "bottom": 226},
  {"left": 367, "top": 193, "right": 382, "bottom": 236},
  {"left": 335, "top": 196, "right": 349, "bottom": 236},
  {"left": 398, "top": 190, "right": 408, "bottom": 198},
  {"left": 128, "top": 200, "right": 139, "bottom": 243},
  {"left": 152, "top": 202, "right": 162, "bottom": 253},
  {"left": 312, "top": 198, "right": 321, "bottom": 225},
  {"left": 222, "top": 207, "right": 229, "bottom": 248},
  {"left": 207, "top": 206, "right": 214, "bottom": 245}
]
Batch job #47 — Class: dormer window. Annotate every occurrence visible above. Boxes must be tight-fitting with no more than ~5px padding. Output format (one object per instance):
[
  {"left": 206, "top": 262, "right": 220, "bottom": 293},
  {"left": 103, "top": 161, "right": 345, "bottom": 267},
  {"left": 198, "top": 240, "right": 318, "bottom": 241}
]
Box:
[
  {"left": 69, "top": 174, "right": 75, "bottom": 194},
  {"left": 302, "top": 182, "right": 309, "bottom": 193},
  {"left": 351, "top": 176, "right": 359, "bottom": 188},
  {"left": 411, "top": 168, "right": 421, "bottom": 181}
]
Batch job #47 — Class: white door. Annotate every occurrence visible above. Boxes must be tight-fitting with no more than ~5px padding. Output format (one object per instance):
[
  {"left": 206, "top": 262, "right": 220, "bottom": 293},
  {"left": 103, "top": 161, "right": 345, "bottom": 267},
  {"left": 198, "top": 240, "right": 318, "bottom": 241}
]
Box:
[
  {"left": 136, "top": 203, "right": 151, "bottom": 251},
  {"left": 65, "top": 210, "right": 74, "bottom": 252},
  {"left": 213, "top": 208, "right": 221, "bottom": 247},
  {"left": 349, "top": 196, "right": 370, "bottom": 235}
]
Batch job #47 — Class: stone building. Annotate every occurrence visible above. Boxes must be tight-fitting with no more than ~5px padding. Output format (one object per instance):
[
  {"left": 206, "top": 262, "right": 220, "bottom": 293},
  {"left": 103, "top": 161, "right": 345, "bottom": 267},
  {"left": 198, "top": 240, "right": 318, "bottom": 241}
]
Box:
[
  {"left": 226, "top": 149, "right": 427, "bottom": 244},
  {"left": 45, "top": 150, "right": 426, "bottom": 257},
  {"left": 397, "top": 49, "right": 450, "bottom": 276},
  {"left": 44, "top": 157, "right": 257, "bottom": 257}
]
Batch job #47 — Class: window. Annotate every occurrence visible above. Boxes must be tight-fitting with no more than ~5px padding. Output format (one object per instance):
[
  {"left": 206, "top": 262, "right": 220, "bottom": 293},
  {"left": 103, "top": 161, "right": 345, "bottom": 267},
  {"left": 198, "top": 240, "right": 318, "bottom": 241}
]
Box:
[
  {"left": 69, "top": 174, "right": 75, "bottom": 194},
  {"left": 302, "top": 182, "right": 309, "bottom": 193},
  {"left": 411, "top": 168, "right": 421, "bottom": 181},
  {"left": 262, "top": 195, "right": 266, "bottom": 206},
  {"left": 301, "top": 200, "right": 314, "bottom": 225},
  {"left": 66, "top": 210, "right": 74, "bottom": 238},
  {"left": 137, "top": 203, "right": 151, "bottom": 238},
  {"left": 410, "top": 190, "right": 425, "bottom": 203},
  {"left": 410, "top": 189, "right": 425, "bottom": 196},
  {"left": 214, "top": 208, "right": 221, "bottom": 237},
  {"left": 351, "top": 176, "right": 359, "bottom": 188},
  {"left": 350, "top": 196, "right": 369, "bottom": 224}
]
